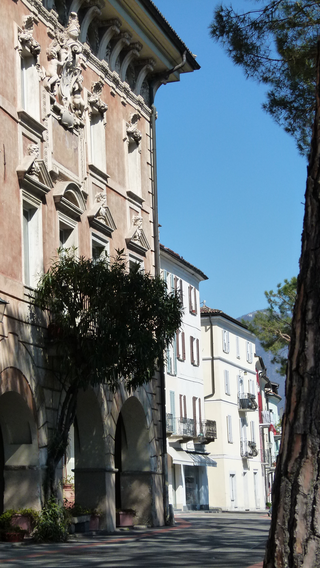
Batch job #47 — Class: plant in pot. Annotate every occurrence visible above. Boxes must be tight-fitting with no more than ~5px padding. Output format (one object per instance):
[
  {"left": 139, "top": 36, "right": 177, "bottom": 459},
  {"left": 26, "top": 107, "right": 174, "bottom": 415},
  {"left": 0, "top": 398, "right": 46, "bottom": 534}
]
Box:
[
  {"left": 32, "top": 498, "right": 70, "bottom": 542},
  {"left": 64, "top": 503, "right": 102, "bottom": 531},
  {"left": 0, "top": 511, "right": 27, "bottom": 542},
  {"left": 62, "top": 475, "right": 75, "bottom": 505}
]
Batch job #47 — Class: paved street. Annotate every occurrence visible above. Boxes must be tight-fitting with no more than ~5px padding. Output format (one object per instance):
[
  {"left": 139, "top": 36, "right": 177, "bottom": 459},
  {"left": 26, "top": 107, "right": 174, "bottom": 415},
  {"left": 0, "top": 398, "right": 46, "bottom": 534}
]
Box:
[{"left": 0, "top": 512, "right": 270, "bottom": 568}]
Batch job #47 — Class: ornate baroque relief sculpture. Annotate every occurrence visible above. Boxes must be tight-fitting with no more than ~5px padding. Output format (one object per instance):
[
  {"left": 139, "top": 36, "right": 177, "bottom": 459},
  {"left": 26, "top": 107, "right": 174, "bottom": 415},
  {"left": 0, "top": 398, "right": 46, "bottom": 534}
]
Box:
[{"left": 44, "top": 12, "right": 85, "bottom": 128}]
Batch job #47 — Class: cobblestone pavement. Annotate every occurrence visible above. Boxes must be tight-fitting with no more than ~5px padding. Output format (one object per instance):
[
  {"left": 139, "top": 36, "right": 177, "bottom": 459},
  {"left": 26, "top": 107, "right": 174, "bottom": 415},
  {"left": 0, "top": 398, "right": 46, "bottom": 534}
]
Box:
[{"left": 0, "top": 512, "right": 270, "bottom": 567}]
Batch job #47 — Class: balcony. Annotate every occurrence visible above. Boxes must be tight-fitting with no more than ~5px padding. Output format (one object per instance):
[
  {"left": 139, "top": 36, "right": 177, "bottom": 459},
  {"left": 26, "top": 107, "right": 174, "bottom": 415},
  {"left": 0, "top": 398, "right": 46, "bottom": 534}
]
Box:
[
  {"left": 238, "top": 392, "right": 258, "bottom": 412},
  {"left": 261, "top": 410, "right": 276, "bottom": 425},
  {"left": 202, "top": 420, "right": 217, "bottom": 443},
  {"left": 260, "top": 448, "right": 277, "bottom": 468},
  {"left": 166, "top": 416, "right": 217, "bottom": 442},
  {"left": 240, "top": 440, "right": 259, "bottom": 459}
]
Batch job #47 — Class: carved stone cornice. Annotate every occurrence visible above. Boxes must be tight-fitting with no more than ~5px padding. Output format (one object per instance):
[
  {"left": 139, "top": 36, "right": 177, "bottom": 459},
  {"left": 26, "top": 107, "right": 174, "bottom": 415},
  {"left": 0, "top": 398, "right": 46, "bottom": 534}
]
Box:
[
  {"left": 16, "top": 144, "right": 54, "bottom": 200},
  {"left": 97, "top": 18, "right": 122, "bottom": 60},
  {"left": 53, "top": 181, "right": 86, "bottom": 220},
  {"left": 120, "top": 42, "right": 143, "bottom": 82},
  {"left": 109, "top": 31, "right": 132, "bottom": 71},
  {"left": 135, "top": 58, "right": 156, "bottom": 96}
]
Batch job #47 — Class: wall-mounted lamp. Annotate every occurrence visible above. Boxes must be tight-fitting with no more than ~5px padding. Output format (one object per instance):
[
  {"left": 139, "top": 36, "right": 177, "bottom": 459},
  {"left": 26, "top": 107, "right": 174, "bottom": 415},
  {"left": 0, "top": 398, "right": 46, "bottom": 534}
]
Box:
[{"left": 0, "top": 297, "right": 9, "bottom": 323}]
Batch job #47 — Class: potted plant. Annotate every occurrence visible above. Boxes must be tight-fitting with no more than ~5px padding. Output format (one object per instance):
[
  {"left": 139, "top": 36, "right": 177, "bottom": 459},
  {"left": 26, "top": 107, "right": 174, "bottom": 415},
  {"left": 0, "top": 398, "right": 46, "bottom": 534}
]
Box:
[
  {"left": 11, "top": 508, "right": 39, "bottom": 535},
  {"left": 62, "top": 475, "right": 75, "bottom": 505},
  {"left": 116, "top": 509, "right": 136, "bottom": 527},
  {"left": 64, "top": 503, "right": 101, "bottom": 532}
]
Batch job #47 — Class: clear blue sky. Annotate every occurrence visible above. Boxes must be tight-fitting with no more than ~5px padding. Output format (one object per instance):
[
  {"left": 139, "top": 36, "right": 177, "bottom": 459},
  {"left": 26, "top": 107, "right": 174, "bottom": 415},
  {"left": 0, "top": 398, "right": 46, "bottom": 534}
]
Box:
[{"left": 154, "top": 0, "right": 306, "bottom": 319}]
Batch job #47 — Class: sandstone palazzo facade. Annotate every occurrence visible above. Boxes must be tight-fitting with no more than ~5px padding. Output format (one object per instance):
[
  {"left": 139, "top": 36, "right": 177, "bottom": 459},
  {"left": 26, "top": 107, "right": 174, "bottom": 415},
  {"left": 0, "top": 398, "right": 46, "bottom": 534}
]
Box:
[{"left": 0, "top": 0, "right": 199, "bottom": 530}]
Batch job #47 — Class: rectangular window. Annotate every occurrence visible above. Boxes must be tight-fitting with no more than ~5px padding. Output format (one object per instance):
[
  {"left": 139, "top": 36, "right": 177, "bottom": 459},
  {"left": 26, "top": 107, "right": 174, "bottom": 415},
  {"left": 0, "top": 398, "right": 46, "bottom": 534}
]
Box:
[
  {"left": 248, "top": 378, "right": 255, "bottom": 396},
  {"left": 190, "top": 336, "right": 200, "bottom": 366},
  {"left": 179, "top": 394, "right": 187, "bottom": 419},
  {"left": 22, "top": 194, "right": 43, "bottom": 288},
  {"left": 227, "top": 415, "right": 233, "bottom": 443},
  {"left": 90, "top": 114, "right": 106, "bottom": 173},
  {"left": 188, "top": 285, "right": 197, "bottom": 314},
  {"left": 236, "top": 336, "right": 240, "bottom": 359},
  {"left": 129, "top": 254, "right": 144, "bottom": 272},
  {"left": 166, "top": 337, "right": 177, "bottom": 376},
  {"left": 250, "top": 420, "right": 255, "bottom": 443},
  {"left": 193, "top": 396, "right": 197, "bottom": 435},
  {"left": 59, "top": 213, "right": 77, "bottom": 254},
  {"left": 246, "top": 341, "right": 253, "bottom": 363},
  {"left": 91, "top": 233, "right": 108, "bottom": 262},
  {"left": 224, "top": 369, "right": 230, "bottom": 395},
  {"left": 21, "top": 56, "right": 40, "bottom": 120},
  {"left": 127, "top": 138, "right": 142, "bottom": 197},
  {"left": 223, "top": 330, "right": 230, "bottom": 353},
  {"left": 176, "top": 329, "right": 186, "bottom": 361},
  {"left": 174, "top": 276, "right": 183, "bottom": 305}
]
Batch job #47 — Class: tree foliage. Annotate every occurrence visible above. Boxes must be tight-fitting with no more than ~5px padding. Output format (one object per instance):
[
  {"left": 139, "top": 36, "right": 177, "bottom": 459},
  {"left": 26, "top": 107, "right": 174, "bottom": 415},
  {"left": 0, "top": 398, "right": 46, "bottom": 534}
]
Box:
[
  {"left": 35, "top": 250, "right": 183, "bottom": 497},
  {"left": 245, "top": 277, "right": 297, "bottom": 376},
  {"left": 210, "top": 1, "right": 320, "bottom": 155}
]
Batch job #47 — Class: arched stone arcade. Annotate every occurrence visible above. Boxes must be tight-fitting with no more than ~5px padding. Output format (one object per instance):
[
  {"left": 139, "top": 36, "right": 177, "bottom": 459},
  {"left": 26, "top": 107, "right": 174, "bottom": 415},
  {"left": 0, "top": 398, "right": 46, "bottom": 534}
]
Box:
[{"left": 0, "top": 367, "right": 42, "bottom": 512}]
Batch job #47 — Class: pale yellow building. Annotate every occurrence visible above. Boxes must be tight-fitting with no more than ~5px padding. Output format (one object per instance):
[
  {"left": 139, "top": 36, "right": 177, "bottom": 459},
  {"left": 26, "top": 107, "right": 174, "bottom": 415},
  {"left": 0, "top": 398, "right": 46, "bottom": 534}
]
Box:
[{"left": 201, "top": 306, "right": 265, "bottom": 511}]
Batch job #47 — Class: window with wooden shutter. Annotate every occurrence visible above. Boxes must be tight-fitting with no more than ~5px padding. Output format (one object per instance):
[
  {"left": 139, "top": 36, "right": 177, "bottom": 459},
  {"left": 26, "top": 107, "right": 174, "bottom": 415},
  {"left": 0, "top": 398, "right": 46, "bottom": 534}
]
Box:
[
  {"left": 227, "top": 415, "right": 233, "bottom": 443},
  {"left": 179, "top": 279, "right": 183, "bottom": 305},
  {"left": 177, "top": 330, "right": 186, "bottom": 362},
  {"left": 190, "top": 336, "right": 195, "bottom": 365},
  {"left": 236, "top": 336, "right": 240, "bottom": 359},
  {"left": 176, "top": 330, "right": 180, "bottom": 360},
  {"left": 193, "top": 396, "right": 197, "bottom": 435},
  {"left": 223, "top": 330, "right": 230, "bottom": 353},
  {"left": 182, "top": 331, "right": 186, "bottom": 361},
  {"left": 224, "top": 370, "right": 230, "bottom": 395},
  {"left": 188, "top": 285, "right": 197, "bottom": 314}
]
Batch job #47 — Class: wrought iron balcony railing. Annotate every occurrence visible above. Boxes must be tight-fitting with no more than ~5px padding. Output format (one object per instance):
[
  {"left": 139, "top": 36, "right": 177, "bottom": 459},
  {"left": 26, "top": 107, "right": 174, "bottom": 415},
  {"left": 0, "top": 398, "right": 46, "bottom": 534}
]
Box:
[
  {"left": 238, "top": 392, "right": 258, "bottom": 412},
  {"left": 240, "top": 440, "right": 259, "bottom": 459},
  {"left": 166, "top": 416, "right": 217, "bottom": 442}
]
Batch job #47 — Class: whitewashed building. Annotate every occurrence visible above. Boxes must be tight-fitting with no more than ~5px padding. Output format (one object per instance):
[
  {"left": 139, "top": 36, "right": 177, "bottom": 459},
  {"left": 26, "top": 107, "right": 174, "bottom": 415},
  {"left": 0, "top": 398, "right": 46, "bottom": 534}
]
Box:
[
  {"left": 256, "top": 357, "right": 282, "bottom": 506},
  {"left": 160, "top": 245, "right": 217, "bottom": 511},
  {"left": 201, "top": 306, "right": 264, "bottom": 511}
]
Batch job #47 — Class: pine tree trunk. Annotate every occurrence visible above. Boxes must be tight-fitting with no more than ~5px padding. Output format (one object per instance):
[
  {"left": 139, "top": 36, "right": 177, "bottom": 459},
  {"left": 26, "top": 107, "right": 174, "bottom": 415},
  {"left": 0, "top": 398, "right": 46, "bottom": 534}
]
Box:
[{"left": 264, "top": 40, "right": 320, "bottom": 568}]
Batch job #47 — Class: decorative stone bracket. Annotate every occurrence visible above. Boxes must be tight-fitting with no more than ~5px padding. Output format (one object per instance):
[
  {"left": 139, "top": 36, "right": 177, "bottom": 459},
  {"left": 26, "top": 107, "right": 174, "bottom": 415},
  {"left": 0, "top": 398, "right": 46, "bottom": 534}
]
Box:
[
  {"left": 87, "top": 81, "right": 108, "bottom": 117},
  {"left": 125, "top": 113, "right": 142, "bottom": 151}
]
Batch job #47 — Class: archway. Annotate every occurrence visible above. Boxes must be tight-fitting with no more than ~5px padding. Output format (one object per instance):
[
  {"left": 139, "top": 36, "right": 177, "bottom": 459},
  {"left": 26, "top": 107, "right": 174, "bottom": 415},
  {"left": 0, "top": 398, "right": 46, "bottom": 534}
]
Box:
[
  {"left": 0, "top": 389, "right": 40, "bottom": 510},
  {"left": 115, "top": 396, "right": 152, "bottom": 524}
]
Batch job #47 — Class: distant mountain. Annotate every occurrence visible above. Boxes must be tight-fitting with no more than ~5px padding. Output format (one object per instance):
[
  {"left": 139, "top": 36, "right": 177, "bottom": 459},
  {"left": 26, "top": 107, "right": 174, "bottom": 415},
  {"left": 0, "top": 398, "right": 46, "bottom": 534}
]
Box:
[{"left": 239, "top": 312, "right": 286, "bottom": 412}]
